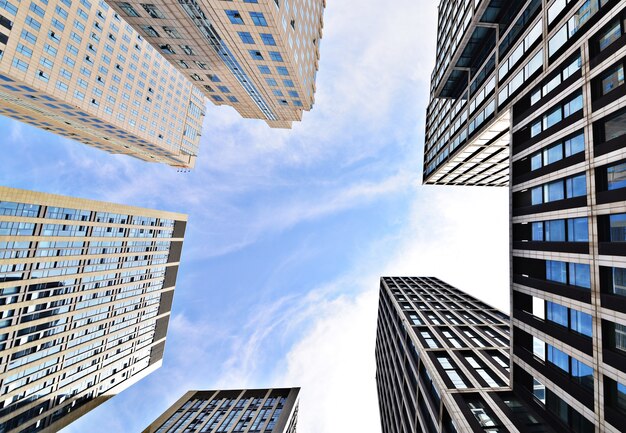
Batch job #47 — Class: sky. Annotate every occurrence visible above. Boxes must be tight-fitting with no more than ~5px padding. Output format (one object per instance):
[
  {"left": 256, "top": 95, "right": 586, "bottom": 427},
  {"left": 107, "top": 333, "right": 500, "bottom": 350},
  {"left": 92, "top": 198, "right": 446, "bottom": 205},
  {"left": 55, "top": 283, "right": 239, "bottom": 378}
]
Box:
[{"left": 0, "top": 0, "right": 509, "bottom": 431}]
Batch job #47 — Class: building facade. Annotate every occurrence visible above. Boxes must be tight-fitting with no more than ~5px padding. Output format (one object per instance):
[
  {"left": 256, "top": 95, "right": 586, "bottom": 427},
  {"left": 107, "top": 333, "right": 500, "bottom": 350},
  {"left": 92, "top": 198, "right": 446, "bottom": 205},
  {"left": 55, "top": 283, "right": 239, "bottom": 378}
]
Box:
[
  {"left": 375, "top": 276, "right": 555, "bottom": 433},
  {"left": 109, "top": 0, "right": 325, "bottom": 128},
  {"left": 0, "top": 0, "right": 205, "bottom": 168},
  {"left": 0, "top": 186, "right": 187, "bottom": 433},
  {"left": 423, "top": 0, "right": 626, "bottom": 432},
  {"left": 142, "top": 388, "right": 299, "bottom": 433}
]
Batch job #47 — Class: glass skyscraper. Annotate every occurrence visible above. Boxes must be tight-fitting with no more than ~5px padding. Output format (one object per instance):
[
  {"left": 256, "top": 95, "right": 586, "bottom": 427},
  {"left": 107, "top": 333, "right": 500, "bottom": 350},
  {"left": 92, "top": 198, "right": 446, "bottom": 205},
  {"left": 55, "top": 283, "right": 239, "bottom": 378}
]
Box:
[{"left": 420, "top": 0, "right": 626, "bottom": 431}]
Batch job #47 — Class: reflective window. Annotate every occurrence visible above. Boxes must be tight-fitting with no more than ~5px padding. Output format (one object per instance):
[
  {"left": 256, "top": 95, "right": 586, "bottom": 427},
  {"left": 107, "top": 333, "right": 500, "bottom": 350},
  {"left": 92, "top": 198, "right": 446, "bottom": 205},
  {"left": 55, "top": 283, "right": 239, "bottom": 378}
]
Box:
[
  {"left": 607, "top": 162, "right": 626, "bottom": 190},
  {"left": 601, "top": 64, "right": 624, "bottom": 96},
  {"left": 610, "top": 213, "right": 626, "bottom": 241}
]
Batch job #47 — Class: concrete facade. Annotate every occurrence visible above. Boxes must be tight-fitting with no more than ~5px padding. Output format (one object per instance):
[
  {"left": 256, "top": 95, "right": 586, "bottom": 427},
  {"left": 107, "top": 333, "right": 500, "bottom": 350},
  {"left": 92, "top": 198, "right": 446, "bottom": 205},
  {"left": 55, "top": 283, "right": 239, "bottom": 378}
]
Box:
[
  {"left": 109, "top": 0, "right": 325, "bottom": 128},
  {"left": 0, "top": 0, "right": 205, "bottom": 168}
]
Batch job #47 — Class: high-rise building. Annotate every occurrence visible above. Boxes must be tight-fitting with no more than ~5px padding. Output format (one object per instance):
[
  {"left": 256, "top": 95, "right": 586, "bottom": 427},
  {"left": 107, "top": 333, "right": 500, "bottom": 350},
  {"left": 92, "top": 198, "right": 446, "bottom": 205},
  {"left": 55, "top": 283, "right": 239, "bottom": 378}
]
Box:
[
  {"left": 108, "top": 0, "right": 325, "bottom": 128},
  {"left": 376, "top": 276, "right": 557, "bottom": 433},
  {"left": 422, "top": 0, "right": 626, "bottom": 432},
  {"left": 0, "top": 186, "right": 187, "bottom": 433},
  {"left": 142, "top": 388, "right": 300, "bottom": 433},
  {"left": 0, "top": 0, "right": 205, "bottom": 168}
]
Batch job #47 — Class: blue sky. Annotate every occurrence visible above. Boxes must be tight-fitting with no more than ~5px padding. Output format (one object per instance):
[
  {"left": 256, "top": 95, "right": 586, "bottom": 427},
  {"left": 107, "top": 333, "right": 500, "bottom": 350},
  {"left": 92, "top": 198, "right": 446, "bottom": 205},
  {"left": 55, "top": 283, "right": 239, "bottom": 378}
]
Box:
[{"left": 1, "top": 0, "right": 509, "bottom": 431}]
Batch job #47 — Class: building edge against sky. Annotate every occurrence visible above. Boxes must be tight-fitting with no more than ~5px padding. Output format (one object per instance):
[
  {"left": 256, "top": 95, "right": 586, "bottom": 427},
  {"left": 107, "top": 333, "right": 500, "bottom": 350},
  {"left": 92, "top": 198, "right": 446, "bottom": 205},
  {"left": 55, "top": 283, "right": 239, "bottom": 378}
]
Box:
[
  {"left": 0, "top": 186, "right": 187, "bottom": 433},
  {"left": 142, "top": 387, "right": 300, "bottom": 433},
  {"left": 109, "top": 0, "right": 325, "bottom": 129},
  {"left": 375, "top": 276, "right": 557, "bottom": 433},
  {"left": 421, "top": 0, "right": 626, "bottom": 432},
  {"left": 0, "top": 0, "right": 205, "bottom": 168}
]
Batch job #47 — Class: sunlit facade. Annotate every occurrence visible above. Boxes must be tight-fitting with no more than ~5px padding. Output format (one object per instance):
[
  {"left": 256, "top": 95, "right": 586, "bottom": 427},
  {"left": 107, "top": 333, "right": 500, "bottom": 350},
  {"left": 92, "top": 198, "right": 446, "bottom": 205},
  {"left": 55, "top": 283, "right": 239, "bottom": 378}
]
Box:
[
  {"left": 110, "top": 0, "right": 325, "bottom": 128},
  {"left": 0, "top": 0, "right": 204, "bottom": 168},
  {"left": 0, "top": 186, "right": 187, "bottom": 433}
]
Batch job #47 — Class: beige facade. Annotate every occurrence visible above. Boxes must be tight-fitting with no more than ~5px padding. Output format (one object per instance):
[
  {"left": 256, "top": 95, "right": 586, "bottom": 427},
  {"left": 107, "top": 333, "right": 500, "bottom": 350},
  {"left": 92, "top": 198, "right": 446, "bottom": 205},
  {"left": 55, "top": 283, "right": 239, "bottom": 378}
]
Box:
[
  {"left": 0, "top": 186, "right": 187, "bottom": 433},
  {"left": 0, "top": 0, "right": 205, "bottom": 168},
  {"left": 110, "top": 0, "right": 325, "bottom": 128}
]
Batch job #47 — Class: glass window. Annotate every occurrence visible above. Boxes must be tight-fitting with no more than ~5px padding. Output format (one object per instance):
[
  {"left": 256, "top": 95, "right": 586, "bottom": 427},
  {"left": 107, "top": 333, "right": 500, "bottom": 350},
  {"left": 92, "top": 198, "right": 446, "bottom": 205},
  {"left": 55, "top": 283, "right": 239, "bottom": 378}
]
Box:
[
  {"left": 533, "top": 378, "right": 546, "bottom": 404},
  {"left": 532, "top": 222, "right": 544, "bottom": 240},
  {"left": 601, "top": 64, "right": 625, "bottom": 96},
  {"left": 571, "top": 358, "right": 593, "bottom": 390},
  {"left": 607, "top": 162, "right": 626, "bottom": 190},
  {"left": 140, "top": 3, "right": 164, "bottom": 18},
  {"left": 564, "top": 133, "right": 585, "bottom": 156},
  {"left": 612, "top": 267, "right": 626, "bottom": 296},
  {"left": 547, "top": 345, "right": 569, "bottom": 372},
  {"left": 533, "top": 336, "right": 545, "bottom": 360},
  {"left": 544, "top": 143, "right": 563, "bottom": 165},
  {"left": 249, "top": 11, "right": 267, "bottom": 26},
  {"left": 545, "top": 180, "right": 564, "bottom": 202},
  {"left": 248, "top": 50, "right": 263, "bottom": 60},
  {"left": 438, "top": 357, "right": 468, "bottom": 389},
  {"left": 547, "top": 260, "right": 567, "bottom": 284},
  {"left": 617, "top": 381, "right": 626, "bottom": 413},
  {"left": 570, "top": 262, "right": 591, "bottom": 288},
  {"left": 544, "top": 106, "right": 563, "bottom": 130},
  {"left": 238, "top": 31, "right": 254, "bottom": 44},
  {"left": 260, "top": 33, "right": 276, "bottom": 45},
  {"left": 604, "top": 109, "right": 626, "bottom": 142},
  {"left": 616, "top": 323, "right": 626, "bottom": 352},
  {"left": 566, "top": 174, "right": 586, "bottom": 198},
  {"left": 570, "top": 309, "right": 592, "bottom": 336},
  {"left": 531, "top": 186, "right": 543, "bottom": 205},
  {"left": 545, "top": 219, "right": 566, "bottom": 241},
  {"left": 531, "top": 153, "right": 542, "bottom": 170},
  {"left": 610, "top": 213, "right": 626, "bottom": 241},
  {"left": 599, "top": 21, "right": 622, "bottom": 51},
  {"left": 225, "top": 10, "right": 244, "bottom": 24},
  {"left": 567, "top": 217, "right": 588, "bottom": 242},
  {"left": 547, "top": 301, "right": 568, "bottom": 327}
]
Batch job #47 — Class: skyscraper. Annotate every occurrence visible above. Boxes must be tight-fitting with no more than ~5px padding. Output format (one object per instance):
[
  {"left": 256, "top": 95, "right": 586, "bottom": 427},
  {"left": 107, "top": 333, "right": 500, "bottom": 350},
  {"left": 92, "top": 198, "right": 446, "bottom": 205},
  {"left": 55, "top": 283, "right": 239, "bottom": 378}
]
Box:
[
  {"left": 108, "top": 0, "right": 325, "bottom": 128},
  {"left": 422, "top": 0, "right": 626, "bottom": 431},
  {"left": 0, "top": 0, "right": 205, "bottom": 168},
  {"left": 375, "top": 276, "right": 556, "bottom": 433},
  {"left": 0, "top": 186, "right": 186, "bottom": 433},
  {"left": 142, "top": 388, "right": 300, "bottom": 433}
]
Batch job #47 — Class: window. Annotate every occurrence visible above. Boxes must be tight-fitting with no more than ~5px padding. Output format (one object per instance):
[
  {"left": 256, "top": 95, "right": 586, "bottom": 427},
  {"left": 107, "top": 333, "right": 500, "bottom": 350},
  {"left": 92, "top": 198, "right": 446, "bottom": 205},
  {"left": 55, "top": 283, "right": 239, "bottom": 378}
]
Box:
[
  {"left": 549, "top": 0, "right": 608, "bottom": 56},
  {"left": 530, "top": 173, "right": 586, "bottom": 205},
  {"left": 225, "top": 10, "right": 244, "bottom": 24},
  {"left": 12, "top": 58, "right": 28, "bottom": 72},
  {"left": 602, "top": 108, "right": 626, "bottom": 142},
  {"left": 211, "top": 95, "right": 223, "bottom": 102},
  {"left": 276, "top": 66, "right": 289, "bottom": 75},
  {"left": 466, "top": 356, "right": 502, "bottom": 387},
  {"left": 531, "top": 55, "right": 582, "bottom": 106},
  {"left": 140, "top": 3, "right": 164, "bottom": 18},
  {"left": 530, "top": 92, "right": 583, "bottom": 137},
  {"left": 598, "top": 20, "right": 623, "bottom": 52},
  {"left": 283, "top": 79, "right": 294, "bottom": 87},
  {"left": 260, "top": 33, "right": 276, "bottom": 45},
  {"left": 227, "top": 96, "right": 238, "bottom": 103},
  {"left": 611, "top": 267, "right": 626, "bottom": 296},
  {"left": 257, "top": 65, "right": 271, "bottom": 74},
  {"left": 217, "top": 86, "right": 229, "bottom": 93},
  {"left": 265, "top": 78, "right": 277, "bottom": 86},
  {"left": 420, "top": 330, "right": 439, "bottom": 348},
  {"left": 269, "top": 51, "right": 283, "bottom": 62},
  {"left": 140, "top": 25, "right": 159, "bottom": 37},
  {"left": 163, "top": 26, "right": 181, "bottom": 38},
  {"left": 546, "top": 301, "right": 592, "bottom": 336},
  {"left": 546, "top": 260, "right": 590, "bottom": 288},
  {"left": 610, "top": 213, "right": 626, "bottom": 241},
  {"left": 607, "top": 162, "right": 626, "bottom": 190},
  {"left": 531, "top": 133, "right": 585, "bottom": 170},
  {"left": 248, "top": 50, "right": 263, "bottom": 60},
  {"left": 600, "top": 64, "right": 624, "bottom": 96},
  {"left": 249, "top": 11, "right": 267, "bottom": 26},
  {"left": 438, "top": 357, "right": 468, "bottom": 389},
  {"left": 238, "top": 31, "right": 254, "bottom": 44},
  {"left": 547, "top": 345, "right": 594, "bottom": 390},
  {"left": 118, "top": 2, "right": 139, "bottom": 16}
]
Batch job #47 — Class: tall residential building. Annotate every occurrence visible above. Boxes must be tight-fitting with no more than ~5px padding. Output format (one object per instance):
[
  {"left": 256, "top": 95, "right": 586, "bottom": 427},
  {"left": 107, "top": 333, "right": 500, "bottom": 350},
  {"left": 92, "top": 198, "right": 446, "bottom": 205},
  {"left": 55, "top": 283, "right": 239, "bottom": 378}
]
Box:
[
  {"left": 422, "top": 0, "right": 626, "bottom": 432},
  {"left": 0, "top": 186, "right": 187, "bottom": 433},
  {"left": 375, "top": 276, "right": 556, "bottom": 433},
  {"left": 0, "top": 0, "right": 205, "bottom": 168},
  {"left": 108, "top": 0, "right": 325, "bottom": 128},
  {"left": 142, "top": 388, "right": 300, "bottom": 433}
]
